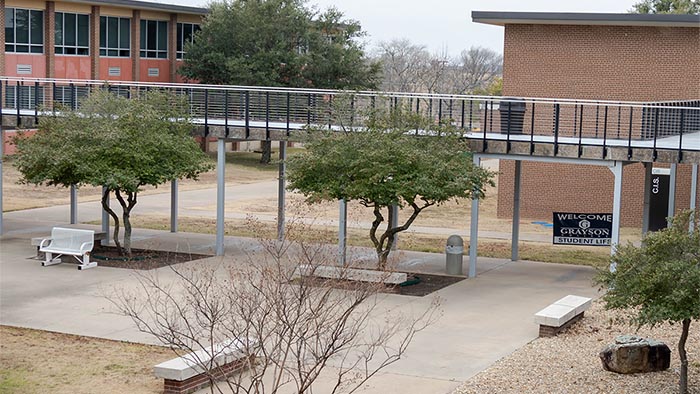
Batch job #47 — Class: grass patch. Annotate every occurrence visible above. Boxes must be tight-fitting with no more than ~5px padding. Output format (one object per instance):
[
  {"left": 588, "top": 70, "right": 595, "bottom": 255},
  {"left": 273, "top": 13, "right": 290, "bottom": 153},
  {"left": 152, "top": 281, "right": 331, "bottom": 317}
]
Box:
[{"left": 0, "top": 369, "right": 30, "bottom": 394}]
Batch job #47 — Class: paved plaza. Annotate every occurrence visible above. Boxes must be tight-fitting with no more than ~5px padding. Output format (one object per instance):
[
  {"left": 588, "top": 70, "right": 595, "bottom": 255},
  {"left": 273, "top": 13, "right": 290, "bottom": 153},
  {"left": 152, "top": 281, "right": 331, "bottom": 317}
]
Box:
[{"left": 0, "top": 202, "right": 599, "bottom": 393}]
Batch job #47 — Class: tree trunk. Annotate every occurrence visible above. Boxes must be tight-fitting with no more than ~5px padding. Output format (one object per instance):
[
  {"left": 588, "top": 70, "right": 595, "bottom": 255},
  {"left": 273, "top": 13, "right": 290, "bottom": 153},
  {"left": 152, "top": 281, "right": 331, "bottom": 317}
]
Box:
[
  {"left": 679, "top": 318, "right": 691, "bottom": 394},
  {"left": 115, "top": 190, "right": 138, "bottom": 257},
  {"left": 260, "top": 140, "right": 272, "bottom": 164},
  {"left": 101, "top": 189, "right": 123, "bottom": 254}
]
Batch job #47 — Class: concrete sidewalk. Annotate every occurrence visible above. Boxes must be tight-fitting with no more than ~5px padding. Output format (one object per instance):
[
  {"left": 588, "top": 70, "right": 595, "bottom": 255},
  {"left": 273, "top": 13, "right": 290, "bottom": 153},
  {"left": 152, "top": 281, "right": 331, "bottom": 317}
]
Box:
[
  {"left": 2, "top": 180, "right": 552, "bottom": 243},
  {"left": 0, "top": 216, "right": 598, "bottom": 394}
]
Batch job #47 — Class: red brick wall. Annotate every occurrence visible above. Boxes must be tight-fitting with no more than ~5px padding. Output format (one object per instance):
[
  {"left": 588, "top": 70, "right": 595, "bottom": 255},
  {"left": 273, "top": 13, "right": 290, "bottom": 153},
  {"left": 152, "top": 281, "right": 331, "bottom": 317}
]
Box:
[{"left": 499, "top": 24, "right": 700, "bottom": 226}]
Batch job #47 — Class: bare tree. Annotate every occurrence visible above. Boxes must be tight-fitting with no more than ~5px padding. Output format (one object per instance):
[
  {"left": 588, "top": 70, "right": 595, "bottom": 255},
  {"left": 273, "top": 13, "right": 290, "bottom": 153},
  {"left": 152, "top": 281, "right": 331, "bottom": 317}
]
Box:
[
  {"left": 375, "top": 39, "right": 432, "bottom": 93},
  {"left": 110, "top": 217, "right": 439, "bottom": 394},
  {"left": 374, "top": 40, "right": 502, "bottom": 95},
  {"left": 451, "top": 47, "right": 503, "bottom": 94}
]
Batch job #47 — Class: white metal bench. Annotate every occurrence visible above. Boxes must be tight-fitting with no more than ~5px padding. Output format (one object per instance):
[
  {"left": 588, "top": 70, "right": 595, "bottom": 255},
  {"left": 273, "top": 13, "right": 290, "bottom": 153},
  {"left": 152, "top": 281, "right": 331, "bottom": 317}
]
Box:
[
  {"left": 39, "top": 227, "right": 96, "bottom": 270},
  {"left": 154, "top": 338, "right": 256, "bottom": 394},
  {"left": 534, "top": 295, "right": 592, "bottom": 337}
]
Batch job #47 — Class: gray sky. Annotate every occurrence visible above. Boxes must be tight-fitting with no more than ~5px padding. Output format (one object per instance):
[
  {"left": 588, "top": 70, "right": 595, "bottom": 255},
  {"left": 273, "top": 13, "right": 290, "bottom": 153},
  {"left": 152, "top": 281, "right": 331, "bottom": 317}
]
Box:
[{"left": 158, "top": 0, "right": 639, "bottom": 56}]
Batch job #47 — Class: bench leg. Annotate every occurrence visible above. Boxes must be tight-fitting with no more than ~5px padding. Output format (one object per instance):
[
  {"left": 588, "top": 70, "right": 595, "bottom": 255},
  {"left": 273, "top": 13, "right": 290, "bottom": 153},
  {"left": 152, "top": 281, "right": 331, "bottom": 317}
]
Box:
[
  {"left": 42, "top": 252, "right": 62, "bottom": 267},
  {"left": 77, "top": 254, "right": 97, "bottom": 270}
]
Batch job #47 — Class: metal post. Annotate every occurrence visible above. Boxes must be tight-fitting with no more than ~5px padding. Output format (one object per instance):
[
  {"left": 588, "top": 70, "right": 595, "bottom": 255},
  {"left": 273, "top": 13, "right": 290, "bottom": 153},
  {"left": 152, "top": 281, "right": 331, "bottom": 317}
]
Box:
[
  {"left": 642, "top": 163, "right": 652, "bottom": 235},
  {"left": 338, "top": 199, "right": 347, "bottom": 266},
  {"left": 277, "top": 142, "right": 287, "bottom": 241},
  {"left": 70, "top": 185, "right": 78, "bottom": 224},
  {"left": 170, "top": 179, "right": 178, "bottom": 233},
  {"left": 610, "top": 161, "right": 624, "bottom": 271},
  {"left": 216, "top": 138, "right": 226, "bottom": 256},
  {"left": 511, "top": 160, "right": 521, "bottom": 261},
  {"left": 0, "top": 123, "right": 3, "bottom": 235},
  {"left": 468, "top": 155, "right": 481, "bottom": 278},
  {"left": 101, "top": 186, "right": 110, "bottom": 246},
  {"left": 690, "top": 164, "right": 698, "bottom": 233},
  {"left": 667, "top": 163, "right": 677, "bottom": 227},
  {"left": 390, "top": 204, "right": 399, "bottom": 250}
]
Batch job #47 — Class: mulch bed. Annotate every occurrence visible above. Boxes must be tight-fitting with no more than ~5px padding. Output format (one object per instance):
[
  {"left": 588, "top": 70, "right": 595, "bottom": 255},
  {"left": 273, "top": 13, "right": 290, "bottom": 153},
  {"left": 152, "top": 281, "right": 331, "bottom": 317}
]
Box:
[
  {"left": 299, "top": 273, "right": 465, "bottom": 297},
  {"left": 90, "top": 245, "right": 212, "bottom": 270},
  {"left": 397, "top": 273, "right": 465, "bottom": 297}
]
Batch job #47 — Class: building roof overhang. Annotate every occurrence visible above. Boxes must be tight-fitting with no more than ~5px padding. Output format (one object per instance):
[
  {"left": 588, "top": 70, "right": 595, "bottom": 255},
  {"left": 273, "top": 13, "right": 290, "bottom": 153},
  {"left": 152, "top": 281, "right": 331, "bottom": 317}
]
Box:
[
  {"left": 472, "top": 11, "right": 700, "bottom": 28},
  {"left": 62, "top": 0, "right": 208, "bottom": 15}
]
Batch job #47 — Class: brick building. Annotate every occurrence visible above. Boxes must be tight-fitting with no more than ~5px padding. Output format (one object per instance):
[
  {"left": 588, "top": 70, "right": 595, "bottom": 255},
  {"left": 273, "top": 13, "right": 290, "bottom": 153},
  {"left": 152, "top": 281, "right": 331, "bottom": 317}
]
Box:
[
  {"left": 1, "top": 0, "right": 206, "bottom": 83},
  {"left": 473, "top": 12, "right": 700, "bottom": 226}
]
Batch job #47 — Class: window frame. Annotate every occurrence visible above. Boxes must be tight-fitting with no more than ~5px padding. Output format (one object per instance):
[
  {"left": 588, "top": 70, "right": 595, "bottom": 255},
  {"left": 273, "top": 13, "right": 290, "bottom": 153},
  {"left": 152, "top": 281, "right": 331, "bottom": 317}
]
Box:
[
  {"left": 5, "top": 7, "right": 45, "bottom": 54},
  {"left": 176, "top": 22, "right": 200, "bottom": 60},
  {"left": 140, "top": 19, "right": 168, "bottom": 59},
  {"left": 99, "top": 15, "right": 130, "bottom": 57},
  {"left": 55, "top": 11, "right": 90, "bottom": 56}
]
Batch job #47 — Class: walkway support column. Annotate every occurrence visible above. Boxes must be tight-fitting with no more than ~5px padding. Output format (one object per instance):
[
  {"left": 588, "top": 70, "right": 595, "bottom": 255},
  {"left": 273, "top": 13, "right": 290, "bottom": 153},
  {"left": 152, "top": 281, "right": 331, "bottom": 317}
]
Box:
[
  {"left": 101, "top": 186, "right": 110, "bottom": 246},
  {"left": 390, "top": 204, "right": 399, "bottom": 250},
  {"left": 215, "top": 139, "right": 225, "bottom": 256},
  {"left": 511, "top": 160, "right": 521, "bottom": 261},
  {"left": 338, "top": 199, "right": 347, "bottom": 265},
  {"left": 468, "top": 155, "right": 482, "bottom": 278},
  {"left": 668, "top": 163, "right": 678, "bottom": 227},
  {"left": 690, "top": 164, "right": 698, "bottom": 233},
  {"left": 170, "top": 179, "right": 178, "bottom": 233},
  {"left": 277, "top": 141, "right": 286, "bottom": 241},
  {"left": 610, "top": 161, "right": 624, "bottom": 271},
  {"left": 0, "top": 126, "right": 4, "bottom": 235},
  {"left": 70, "top": 185, "right": 78, "bottom": 224},
  {"left": 642, "top": 163, "right": 652, "bottom": 235}
]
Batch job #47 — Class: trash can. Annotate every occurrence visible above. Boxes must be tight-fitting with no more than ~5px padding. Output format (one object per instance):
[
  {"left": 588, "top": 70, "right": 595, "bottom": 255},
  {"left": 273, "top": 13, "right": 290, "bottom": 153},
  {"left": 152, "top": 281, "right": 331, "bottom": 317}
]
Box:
[
  {"left": 446, "top": 235, "right": 464, "bottom": 276},
  {"left": 498, "top": 98, "right": 526, "bottom": 134}
]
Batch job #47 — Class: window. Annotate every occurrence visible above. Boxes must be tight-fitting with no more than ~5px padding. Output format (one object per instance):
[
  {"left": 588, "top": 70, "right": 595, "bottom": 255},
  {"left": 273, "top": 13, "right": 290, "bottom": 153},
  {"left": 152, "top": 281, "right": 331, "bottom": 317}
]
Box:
[
  {"left": 176, "top": 22, "right": 200, "bottom": 59},
  {"left": 55, "top": 12, "right": 90, "bottom": 55},
  {"left": 100, "top": 16, "right": 130, "bottom": 57},
  {"left": 5, "top": 8, "right": 44, "bottom": 53},
  {"left": 4, "top": 85, "right": 45, "bottom": 110},
  {"left": 140, "top": 20, "right": 167, "bottom": 58}
]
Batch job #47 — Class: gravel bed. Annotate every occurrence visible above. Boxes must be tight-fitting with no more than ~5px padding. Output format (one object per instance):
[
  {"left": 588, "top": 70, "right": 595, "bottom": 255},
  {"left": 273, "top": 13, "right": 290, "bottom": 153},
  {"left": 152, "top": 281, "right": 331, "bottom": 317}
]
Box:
[{"left": 455, "top": 300, "right": 700, "bottom": 393}]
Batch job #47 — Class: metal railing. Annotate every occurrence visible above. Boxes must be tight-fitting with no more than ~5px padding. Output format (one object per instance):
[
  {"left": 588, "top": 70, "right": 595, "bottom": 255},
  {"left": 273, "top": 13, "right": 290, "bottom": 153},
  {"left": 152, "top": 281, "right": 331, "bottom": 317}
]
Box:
[{"left": 2, "top": 77, "right": 699, "bottom": 161}]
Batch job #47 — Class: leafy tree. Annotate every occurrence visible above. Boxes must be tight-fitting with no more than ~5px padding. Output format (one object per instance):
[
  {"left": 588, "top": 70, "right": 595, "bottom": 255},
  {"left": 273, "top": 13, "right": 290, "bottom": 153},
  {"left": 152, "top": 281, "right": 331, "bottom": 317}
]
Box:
[
  {"left": 13, "top": 90, "right": 213, "bottom": 256},
  {"left": 179, "top": 0, "right": 380, "bottom": 163},
  {"left": 595, "top": 210, "right": 700, "bottom": 394},
  {"left": 631, "top": 0, "right": 700, "bottom": 13},
  {"left": 286, "top": 107, "right": 494, "bottom": 269}
]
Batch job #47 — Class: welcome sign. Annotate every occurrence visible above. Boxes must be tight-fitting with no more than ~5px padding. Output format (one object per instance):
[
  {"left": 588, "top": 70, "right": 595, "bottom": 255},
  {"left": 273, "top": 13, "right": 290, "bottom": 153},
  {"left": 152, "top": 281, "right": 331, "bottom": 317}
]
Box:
[{"left": 553, "top": 212, "right": 613, "bottom": 246}]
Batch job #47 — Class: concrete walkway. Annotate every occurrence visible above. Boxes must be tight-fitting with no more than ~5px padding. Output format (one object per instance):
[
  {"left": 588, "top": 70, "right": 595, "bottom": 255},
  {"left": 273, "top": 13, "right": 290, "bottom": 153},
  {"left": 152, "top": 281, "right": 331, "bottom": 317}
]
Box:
[
  {"left": 3, "top": 180, "right": 552, "bottom": 243},
  {"left": 0, "top": 215, "right": 598, "bottom": 394}
]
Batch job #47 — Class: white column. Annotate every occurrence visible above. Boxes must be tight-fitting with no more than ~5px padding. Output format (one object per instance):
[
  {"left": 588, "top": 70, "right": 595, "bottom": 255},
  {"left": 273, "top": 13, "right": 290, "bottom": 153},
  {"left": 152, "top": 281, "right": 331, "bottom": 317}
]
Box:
[
  {"left": 641, "top": 163, "right": 652, "bottom": 235},
  {"left": 511, "top": 160, "right": 521, "bottom": 261},
  {"left": 390, "top": 204, "right": 399, "bottom": 250},
  {"left": 170, "top": 179, "right": 178, "bottom": 233},
  {"left": 338, "top": 199, "right": 347, "bottom": 265},
  {"left": 610, "top": 161, "right": 624, "bottom": 271},
  {"left": 690, "top": 164, "right": 698, "bottom": 233},
  {"left": 667, "top": 163, "right": 677, "bottom": 227},
  {"left": 468, "top": 155, "right": 482, "bottom": 278},
  {"left": 0, "top": 127, "right": 4, "bottom": 235},
  {"left": 215, "top": 139, "right": 226, "bottom": 256},
  {"left": 101, "top": 186, "right": 110, "bottom": 246},
  {"left": 70, "top": 185, "right": 78, "bottom": 224},
  {"left": 277, "top": 141, "right": 286, "bottom": 241}
]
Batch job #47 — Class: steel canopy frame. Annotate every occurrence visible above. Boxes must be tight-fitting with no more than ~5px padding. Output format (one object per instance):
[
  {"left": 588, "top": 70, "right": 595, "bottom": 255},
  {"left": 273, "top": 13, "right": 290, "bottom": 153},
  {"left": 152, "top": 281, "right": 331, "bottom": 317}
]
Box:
[{"left": 469, "top": 153, "right": 633, "bottom": 277}]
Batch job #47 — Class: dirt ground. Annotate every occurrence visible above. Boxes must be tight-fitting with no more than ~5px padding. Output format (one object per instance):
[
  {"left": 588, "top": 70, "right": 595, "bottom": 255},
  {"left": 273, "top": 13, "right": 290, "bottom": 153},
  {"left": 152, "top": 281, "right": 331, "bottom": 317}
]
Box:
[
  {"left": 0, "top": 326, "right": 171, "bottom": 394},
  {"left": 2, "top": 152, "right": 279, "bottom": 212}
]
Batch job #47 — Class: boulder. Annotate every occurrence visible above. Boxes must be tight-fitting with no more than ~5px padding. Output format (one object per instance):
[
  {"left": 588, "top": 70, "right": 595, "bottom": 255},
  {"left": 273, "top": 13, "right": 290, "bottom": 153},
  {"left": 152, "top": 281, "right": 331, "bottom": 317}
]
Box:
[{"left": 599, "top": 335, "right": 671, "bottom": 374}]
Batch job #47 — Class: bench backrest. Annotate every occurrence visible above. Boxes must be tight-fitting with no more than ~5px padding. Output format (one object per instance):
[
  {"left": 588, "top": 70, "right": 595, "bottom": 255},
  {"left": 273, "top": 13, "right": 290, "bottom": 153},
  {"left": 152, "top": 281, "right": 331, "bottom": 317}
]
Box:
[{"left": 50, "top": 227, "right": 95, "bottom": 251}]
